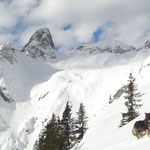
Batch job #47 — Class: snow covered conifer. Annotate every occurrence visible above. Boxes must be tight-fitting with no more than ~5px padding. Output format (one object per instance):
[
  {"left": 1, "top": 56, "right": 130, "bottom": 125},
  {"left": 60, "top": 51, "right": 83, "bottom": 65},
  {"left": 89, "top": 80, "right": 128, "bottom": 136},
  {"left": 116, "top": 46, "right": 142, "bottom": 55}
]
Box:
[
  {"left": 75, "top": 103, "right": 88, "bottom": 142},
  {"left": 119, "top": 73, "right": 143, "bottom": 127},
  {"left": 61, "top": 102, "right": 76, "bottom": 149},
  {"left": 109, "top": 95, "right": 113, "bottom": 104}
]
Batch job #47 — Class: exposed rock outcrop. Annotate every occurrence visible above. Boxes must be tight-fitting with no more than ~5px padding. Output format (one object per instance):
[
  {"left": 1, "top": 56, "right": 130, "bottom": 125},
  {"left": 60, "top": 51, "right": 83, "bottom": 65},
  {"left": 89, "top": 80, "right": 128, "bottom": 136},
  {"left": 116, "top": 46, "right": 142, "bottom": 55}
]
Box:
[{"left": 22, "top": 28, "right": 56, "bottom": 59}]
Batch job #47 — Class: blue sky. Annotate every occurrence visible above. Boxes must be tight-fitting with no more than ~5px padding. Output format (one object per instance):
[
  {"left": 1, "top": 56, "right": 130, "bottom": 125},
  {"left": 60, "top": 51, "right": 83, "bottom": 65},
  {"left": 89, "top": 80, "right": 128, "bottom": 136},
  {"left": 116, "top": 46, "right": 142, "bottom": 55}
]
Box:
[
  {"left": 0, "top": 0, "right": 150, "bottom": 49},
  {"left": 93, "top": 28, "right": 103, "bottom": 43}
]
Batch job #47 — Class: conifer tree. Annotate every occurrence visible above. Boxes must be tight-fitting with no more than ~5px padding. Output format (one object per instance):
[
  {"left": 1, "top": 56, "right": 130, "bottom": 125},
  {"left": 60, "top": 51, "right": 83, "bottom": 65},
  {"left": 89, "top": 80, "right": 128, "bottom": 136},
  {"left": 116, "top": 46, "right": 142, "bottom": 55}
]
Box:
[
  {"left": 119, "top": 73, "right": 143, "bottom": 127},
  {"left": 34, "top": 102, "right": 88, "bottom": 150},
  {"left": 61, "top": 102, "right": 76, "bottom": 149},
  {"left": 109, "top": 95, "right": 113, "bottom": 104},
  {"left": 34, "top": 114, "right": 67, "bottom": 150},
  {"left": 75, "top": 103, "right": 88, "bottom": 142}
]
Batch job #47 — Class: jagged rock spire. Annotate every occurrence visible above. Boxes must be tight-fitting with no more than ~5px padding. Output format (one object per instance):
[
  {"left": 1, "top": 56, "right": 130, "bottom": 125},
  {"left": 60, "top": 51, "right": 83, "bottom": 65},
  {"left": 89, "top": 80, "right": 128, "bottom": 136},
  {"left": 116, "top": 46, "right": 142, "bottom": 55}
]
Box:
[{"left": 22, "top": 28, "right": 56, "bottom": 59}]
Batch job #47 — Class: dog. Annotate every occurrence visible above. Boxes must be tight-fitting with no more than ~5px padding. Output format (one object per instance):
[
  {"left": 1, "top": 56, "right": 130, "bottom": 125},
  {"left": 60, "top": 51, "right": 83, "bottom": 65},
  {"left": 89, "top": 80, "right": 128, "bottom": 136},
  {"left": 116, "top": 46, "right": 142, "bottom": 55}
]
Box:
[{"left": 132, "top": 113, "right": 150, "bottom": 139}]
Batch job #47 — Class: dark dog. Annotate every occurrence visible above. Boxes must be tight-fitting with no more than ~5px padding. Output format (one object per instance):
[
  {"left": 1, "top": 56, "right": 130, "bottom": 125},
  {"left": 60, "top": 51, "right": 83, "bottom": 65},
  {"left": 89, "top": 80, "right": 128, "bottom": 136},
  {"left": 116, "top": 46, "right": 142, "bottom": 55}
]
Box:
[{"left": 132, "top": 113, "right": 150, "bottom": 139}]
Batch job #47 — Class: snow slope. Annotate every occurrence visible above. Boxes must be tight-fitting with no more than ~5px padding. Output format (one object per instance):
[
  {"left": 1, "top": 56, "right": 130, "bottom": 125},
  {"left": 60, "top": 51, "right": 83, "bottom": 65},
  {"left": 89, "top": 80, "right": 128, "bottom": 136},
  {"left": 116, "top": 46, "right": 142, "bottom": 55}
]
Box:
[{"left": 1, "top": 29, "right": 150, "bottom": 150}]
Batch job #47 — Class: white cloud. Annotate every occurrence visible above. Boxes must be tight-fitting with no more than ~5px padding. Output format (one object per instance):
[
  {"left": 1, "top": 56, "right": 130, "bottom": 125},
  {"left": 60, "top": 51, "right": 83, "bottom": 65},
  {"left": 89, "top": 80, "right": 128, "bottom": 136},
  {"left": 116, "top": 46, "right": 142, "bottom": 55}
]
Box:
[
  {"left": 9, "top": 0, "right": 34, "bottom": 16},
  {"left": 0, "top": 0, "right": 39, "bottom": 46},
  {"left": 0, "top": 2, "right": 16, "bottom": 29},
  {"left": 0, "top": 0, "right": 150, "bottom": 48},
  {"left": 0, "top": 32, "right": 14, "bottom": 45},
  {"left": 99, "top": 15, "right": 150, "bottom": 45}
]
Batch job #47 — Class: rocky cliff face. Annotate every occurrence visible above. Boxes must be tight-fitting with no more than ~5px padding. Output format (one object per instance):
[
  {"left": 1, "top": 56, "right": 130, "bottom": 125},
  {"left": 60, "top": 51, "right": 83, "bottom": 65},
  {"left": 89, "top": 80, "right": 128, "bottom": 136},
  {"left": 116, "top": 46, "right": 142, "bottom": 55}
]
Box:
[
  {"left": 0, "top": 42, "right": 18, "bottom": 64},
  {"left": 145, "top": 40, "right": 150, "bottom": 48},
  {"left": 22, "top": 28, "right": 56, "bottom": 59}
]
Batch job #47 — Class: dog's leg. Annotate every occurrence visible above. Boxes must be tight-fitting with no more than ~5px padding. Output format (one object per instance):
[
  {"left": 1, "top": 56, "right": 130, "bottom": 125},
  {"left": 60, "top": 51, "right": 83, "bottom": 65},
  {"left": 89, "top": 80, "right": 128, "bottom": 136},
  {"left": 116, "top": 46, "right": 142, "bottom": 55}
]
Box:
[
  {"left": 146, "top": 129, "right": 150, "bottom": 137},
  {"left": 137, "top": 133, "right": 141, "bottom": 139}
]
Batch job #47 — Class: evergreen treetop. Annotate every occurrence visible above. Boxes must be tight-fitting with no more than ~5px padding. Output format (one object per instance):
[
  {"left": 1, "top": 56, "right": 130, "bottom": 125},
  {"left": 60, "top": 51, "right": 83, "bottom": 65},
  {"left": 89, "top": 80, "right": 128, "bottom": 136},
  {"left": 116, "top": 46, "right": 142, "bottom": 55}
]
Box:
[
  {"left": 75, "top": 103, "right": 88, "bottom": 141},
  {"left": 61, "top": 101, "right": 76, "bottom": 149},
  {"left": 119, "top": 73, "right": 143, "bottom": 127}
]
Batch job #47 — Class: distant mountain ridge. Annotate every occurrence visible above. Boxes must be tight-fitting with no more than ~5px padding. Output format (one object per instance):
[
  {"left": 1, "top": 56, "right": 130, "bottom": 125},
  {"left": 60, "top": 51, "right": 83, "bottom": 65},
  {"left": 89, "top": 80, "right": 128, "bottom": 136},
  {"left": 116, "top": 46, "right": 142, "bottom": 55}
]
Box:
[
  {"left": 1, "top": 28, "right": 150, "bottom": 62},
  {"left": 68, "top": 39, "right": 136, "bottom": 55},
  {"left": 0, "top": 28, "right": 56, "bottom": 64}
]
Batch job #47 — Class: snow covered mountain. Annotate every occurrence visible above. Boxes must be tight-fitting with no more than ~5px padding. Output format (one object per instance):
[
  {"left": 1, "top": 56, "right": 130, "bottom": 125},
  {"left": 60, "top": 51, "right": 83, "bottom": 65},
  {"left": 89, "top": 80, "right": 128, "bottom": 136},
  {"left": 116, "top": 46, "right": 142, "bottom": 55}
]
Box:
[
  {"left": 1, "top": 28, "right": 150, "bottom": 150},
  {"left": 0, "top": 42, "right": 18, "bottom": 64},
  {"left": 68, "top": 39, "right": 136, "bottom": 55}
]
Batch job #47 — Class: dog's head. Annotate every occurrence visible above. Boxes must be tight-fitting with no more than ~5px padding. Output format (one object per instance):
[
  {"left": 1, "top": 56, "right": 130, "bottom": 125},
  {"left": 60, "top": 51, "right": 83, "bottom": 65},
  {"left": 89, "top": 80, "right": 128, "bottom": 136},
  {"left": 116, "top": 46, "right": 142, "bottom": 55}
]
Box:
[{"left": 145, "top": 113, "right": 150, "bottom": 123}]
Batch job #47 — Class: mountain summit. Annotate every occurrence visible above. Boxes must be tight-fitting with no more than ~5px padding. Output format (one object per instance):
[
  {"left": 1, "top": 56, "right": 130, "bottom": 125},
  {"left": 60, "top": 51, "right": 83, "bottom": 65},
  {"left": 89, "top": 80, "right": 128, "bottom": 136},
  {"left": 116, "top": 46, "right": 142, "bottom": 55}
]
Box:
[{"left": 22, "top": 28, "right": 56, "bottom": 59}]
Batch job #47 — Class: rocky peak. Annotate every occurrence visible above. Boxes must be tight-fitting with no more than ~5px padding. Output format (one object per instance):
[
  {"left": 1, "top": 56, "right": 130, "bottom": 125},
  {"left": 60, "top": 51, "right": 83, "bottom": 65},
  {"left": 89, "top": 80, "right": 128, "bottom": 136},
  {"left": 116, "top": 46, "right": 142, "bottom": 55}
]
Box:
[
  {"left": 145, "top": 40, "right": 150, "bottom": 48},
  {"left": 0, "top": 42, "right": 18, "bottom": 64},
  {"left": 22, "top": 28, "right": 56, "bottom": 59}
]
